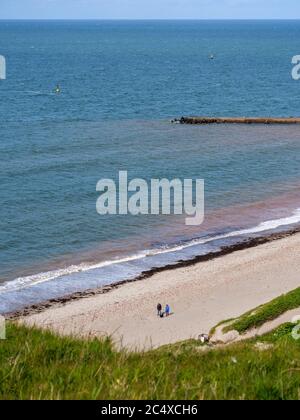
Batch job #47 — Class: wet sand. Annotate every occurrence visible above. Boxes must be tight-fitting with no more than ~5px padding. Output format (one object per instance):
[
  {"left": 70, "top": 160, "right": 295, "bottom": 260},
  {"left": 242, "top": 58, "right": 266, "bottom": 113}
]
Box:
[{"left": 20, "top": 232, "right": 300, "bottom": 350}]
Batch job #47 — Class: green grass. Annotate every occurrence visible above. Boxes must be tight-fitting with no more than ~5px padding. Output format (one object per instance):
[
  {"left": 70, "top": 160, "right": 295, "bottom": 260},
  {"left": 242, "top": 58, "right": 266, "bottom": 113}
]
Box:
[
  {"left": 223, "top": 287, "right": 300, "bottom": 334},
  {"left": 0, "top": 322, "right": 300, "bottom": 400}
]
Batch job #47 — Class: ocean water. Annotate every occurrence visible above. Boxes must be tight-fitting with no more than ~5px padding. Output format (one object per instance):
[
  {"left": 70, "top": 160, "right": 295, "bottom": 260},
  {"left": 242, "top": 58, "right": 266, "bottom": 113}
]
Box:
[{"left": 1, "top": 20, "right": 300, "bottom": 313}]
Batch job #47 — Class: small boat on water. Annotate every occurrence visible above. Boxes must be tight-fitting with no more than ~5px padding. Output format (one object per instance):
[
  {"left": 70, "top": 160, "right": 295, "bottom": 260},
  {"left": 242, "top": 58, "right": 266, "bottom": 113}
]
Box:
[{"left": 54, "top": 84, "right": 61, "bottom": 94}]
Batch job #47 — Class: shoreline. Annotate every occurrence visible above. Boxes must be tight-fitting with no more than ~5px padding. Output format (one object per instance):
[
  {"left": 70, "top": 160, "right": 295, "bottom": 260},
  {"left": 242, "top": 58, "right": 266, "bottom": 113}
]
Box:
[
  {"left": 6, "top": 225, "right": 300, "bottom": 321},
  {"left": 19, "top": 228, "right": 300, "bottom": 350}
]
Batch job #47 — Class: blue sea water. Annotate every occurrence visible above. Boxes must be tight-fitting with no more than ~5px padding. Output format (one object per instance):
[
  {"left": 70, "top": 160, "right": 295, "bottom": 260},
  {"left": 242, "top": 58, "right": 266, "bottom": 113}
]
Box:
[{"left": 1, "top": 20, "right": 300, "bottom": 312}]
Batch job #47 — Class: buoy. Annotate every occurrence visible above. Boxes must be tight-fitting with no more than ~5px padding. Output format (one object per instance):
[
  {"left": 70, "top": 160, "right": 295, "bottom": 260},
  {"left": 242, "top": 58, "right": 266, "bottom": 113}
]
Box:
[{"left": 54, "top": 84, "right": 61, "bottom": 94}]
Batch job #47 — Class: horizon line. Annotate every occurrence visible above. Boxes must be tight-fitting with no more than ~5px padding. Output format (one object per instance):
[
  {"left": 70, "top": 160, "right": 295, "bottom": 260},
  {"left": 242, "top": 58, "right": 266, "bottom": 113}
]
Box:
[{"left": 1, "top": 18, "right": 300, "bottom": 21}]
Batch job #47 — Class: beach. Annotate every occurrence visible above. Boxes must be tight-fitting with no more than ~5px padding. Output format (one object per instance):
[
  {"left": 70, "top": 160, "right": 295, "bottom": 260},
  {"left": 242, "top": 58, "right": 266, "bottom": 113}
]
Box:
[{"left": 21, "top": 232, "right": 300, "bottom": 350}]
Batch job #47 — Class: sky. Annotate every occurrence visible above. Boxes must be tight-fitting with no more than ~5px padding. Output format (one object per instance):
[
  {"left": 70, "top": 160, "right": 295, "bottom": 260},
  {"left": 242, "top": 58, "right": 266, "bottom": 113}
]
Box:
[{"left": 1, "top": 0, "right": 300, "bottom": 20}]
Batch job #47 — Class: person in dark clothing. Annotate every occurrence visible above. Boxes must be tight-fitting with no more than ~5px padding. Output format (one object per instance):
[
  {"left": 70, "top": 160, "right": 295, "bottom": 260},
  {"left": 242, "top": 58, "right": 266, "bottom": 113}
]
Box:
[{"left": 157, "top": 303, "right": 162, "bottom": 317}]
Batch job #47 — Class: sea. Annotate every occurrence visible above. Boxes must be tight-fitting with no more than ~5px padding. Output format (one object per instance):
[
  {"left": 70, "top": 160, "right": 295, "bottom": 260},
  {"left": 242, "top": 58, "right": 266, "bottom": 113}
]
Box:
[{"left": 1, "top": 20, "right": 300, "bottom": 313}]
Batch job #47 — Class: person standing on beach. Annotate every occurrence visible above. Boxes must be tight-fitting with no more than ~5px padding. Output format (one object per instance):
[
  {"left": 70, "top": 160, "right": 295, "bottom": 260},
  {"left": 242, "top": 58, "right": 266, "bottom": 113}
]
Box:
[
  {"left": 165, "top": 304, "right": 170, "bottom": 317},
  {"left": 157, "top": 303, "right": 162, "bottom": 317}
]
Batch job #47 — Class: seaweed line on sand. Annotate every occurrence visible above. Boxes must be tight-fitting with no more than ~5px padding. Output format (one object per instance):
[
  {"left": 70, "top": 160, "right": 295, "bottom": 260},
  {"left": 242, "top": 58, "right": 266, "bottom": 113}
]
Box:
[{"left": 4, "top": 226, "right": 300, "bottom": 321}]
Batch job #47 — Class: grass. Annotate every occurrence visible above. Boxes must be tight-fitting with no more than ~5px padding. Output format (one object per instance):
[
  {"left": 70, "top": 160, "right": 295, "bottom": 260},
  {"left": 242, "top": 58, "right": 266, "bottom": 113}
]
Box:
[
  {"left": 223, "top": 287, "right": 300, "bottom": 334},
  {"left": 0, "top": 322, "right": 300, "bottom": 400}
]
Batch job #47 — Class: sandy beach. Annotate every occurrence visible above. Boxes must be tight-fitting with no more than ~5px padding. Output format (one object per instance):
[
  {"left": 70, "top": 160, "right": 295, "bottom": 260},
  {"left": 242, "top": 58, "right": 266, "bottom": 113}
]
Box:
[{"left": 21, "top": 233, "right": 300, "bottom": 350}]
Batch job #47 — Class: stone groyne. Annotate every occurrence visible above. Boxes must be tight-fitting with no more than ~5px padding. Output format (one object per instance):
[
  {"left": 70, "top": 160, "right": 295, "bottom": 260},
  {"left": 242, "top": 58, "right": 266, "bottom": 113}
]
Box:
[{"left": 173, "top": 116, "right": 300, "bottom": 125}]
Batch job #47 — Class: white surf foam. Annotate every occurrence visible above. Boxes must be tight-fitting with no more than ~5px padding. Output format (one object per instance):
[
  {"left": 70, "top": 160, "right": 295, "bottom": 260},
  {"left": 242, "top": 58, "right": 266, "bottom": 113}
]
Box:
[{"left": 1, "top": 208, "right": 300, "bottom": 294}]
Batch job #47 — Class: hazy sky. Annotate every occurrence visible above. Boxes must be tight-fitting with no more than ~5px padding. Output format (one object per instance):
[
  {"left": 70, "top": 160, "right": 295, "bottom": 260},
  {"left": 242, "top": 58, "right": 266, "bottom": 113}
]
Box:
[{"left": 1, "top": 0, "right": 300, "bottom": 20}]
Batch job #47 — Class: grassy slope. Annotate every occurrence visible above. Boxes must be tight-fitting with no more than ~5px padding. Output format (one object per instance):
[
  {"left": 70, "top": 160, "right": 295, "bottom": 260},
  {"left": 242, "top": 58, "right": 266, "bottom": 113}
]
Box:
[
  {"left": 223, "top": 287, "right": 300, "bottom": 334},
  {"left": 0, "top": 323, "right": 300, "bottom": 400}
]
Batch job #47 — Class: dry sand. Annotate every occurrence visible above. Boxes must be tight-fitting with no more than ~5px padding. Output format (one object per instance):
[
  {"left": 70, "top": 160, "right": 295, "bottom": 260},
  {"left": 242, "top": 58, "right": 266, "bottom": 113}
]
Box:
[{"left": 22, "top": 233, "right": 300, "bottom": 350}]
